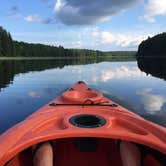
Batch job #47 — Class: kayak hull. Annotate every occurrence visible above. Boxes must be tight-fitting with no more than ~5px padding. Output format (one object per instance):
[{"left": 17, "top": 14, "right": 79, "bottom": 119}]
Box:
[{"left": 0, "top": 81, "right": 165, "bottom": 165}]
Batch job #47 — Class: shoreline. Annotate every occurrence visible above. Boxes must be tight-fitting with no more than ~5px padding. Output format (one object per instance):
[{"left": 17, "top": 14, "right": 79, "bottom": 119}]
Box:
[{"left": 0, "top": 56, "right": 136, "bottom": 60}]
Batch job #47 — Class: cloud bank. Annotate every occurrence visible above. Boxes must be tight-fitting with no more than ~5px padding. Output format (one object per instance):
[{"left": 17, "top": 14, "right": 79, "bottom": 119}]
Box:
[
  {"left": 74, "top": 27, "right": 150, "bottom": 50},
  {"left": 101, "top": 31, "right": 145, "bottom": 48},
  {"left": 143, "top": 0, "right": 166, "bottom": 23},
  {"left": 54, "top": 0, "right": 141, "bottom": 25},
  {"left": 13, "top": 0, "right": 166, "bottom": 25}
]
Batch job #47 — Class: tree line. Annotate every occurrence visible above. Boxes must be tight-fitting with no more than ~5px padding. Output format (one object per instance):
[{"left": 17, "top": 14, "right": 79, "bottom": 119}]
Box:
[
  {"left": 136, "top": 32, "right": 166, "bottom": 81},
  {"left": 0, "top": 27, "right": 13, "bottom": 56},
  {"left": 0, "top": 26, "right": 136, "bottom": 57},
  {"left": 136, "top": 32, "right": 166, "bottom": 58}
]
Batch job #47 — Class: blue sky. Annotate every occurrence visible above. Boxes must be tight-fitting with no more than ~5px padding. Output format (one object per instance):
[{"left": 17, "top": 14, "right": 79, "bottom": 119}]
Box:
[{"left": 0, "top": 0, "right": 166, "bottom": 51}]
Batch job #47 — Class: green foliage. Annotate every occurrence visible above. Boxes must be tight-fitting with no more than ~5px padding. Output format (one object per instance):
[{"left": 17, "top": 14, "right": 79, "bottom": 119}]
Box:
[
  {"left": 0, "top": 27, "right": 14, "bottom": 56},
  {"left": 0, "top": 26, "right": 136, "bottom": 57},
  {"left": 136, "top": 32, "right": 166, "bottom": 81},
  {"left": 136, "top": 32, "right": 166, "bottom": 57},
  {"left": 13, "top": 41, "right": 64, "bottom": 57}
]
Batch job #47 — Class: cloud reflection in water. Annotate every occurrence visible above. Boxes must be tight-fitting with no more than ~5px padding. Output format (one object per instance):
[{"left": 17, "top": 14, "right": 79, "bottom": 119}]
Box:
[{"left": 137, "top": 88, "right": 166, "bottom": 114}]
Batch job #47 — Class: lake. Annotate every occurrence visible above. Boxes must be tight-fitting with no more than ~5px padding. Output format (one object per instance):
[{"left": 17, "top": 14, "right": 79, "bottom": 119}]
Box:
[{"left": 0, "top": 58, "right": 166, "bottom": 134}]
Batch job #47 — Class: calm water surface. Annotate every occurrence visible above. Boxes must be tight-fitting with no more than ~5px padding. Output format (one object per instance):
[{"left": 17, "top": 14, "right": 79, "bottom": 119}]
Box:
[{"left": 0, "top": 59, "right": 166, "bottom": 133}]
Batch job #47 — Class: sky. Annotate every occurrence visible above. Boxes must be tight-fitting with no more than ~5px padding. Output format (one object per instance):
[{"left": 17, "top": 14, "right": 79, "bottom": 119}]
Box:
[{"left": 0, "top": 0, "right": 166, "bottom": 51}]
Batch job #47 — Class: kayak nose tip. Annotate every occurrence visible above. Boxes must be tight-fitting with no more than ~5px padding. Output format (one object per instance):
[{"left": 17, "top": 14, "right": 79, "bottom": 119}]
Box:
[
  {"left": 69, "top": 114, "right": 106, "bottom": 128},
  {"left": 78, "top": 81, "right": 85, "bottom": 84}
]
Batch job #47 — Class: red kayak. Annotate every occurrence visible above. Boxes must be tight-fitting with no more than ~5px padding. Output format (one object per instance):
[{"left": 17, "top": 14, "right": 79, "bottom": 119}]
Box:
[{"left": 0, "top": 81, "right": 165, "bottom": 166}]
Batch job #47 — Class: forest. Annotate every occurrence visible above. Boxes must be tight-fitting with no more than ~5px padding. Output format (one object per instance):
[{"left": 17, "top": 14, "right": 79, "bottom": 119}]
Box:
[
  {"left": 136, "top": 32, "right": 166, "bottom": 58},
  {"left": 0, "top": 26, "right": 136, "bottom": 57},
  {"left": 136, "top": 32, "right": 166, "bottom": 81}
]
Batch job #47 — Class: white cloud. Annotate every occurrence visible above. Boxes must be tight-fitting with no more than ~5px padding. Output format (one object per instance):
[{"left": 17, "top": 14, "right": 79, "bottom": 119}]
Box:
[
  {"left": 137, "top": 88, "right": 166, "bottom": 114},
  {"left": 54, "top": 0, "right": 142, "bottom": 25},
  {"left": 24, "top": 15, "right": 43, "bottom": 23},
  {"left": 77, "top": 27, "right": 151, "bottom": 49},
  {"left": 55, "top": 0, "right": 65, "bottom": 11},
  {"left": 24, "top": 14, "right": 53, "bottom": 24},
  {"left": 102, "top": 32, "right": 115, "bottom": 43},
  {"left": 101, "top": 31, "right": 145, "bottom": 47},
  {"left": 143, "top": 0, "right": 166, "bottom": 23}
]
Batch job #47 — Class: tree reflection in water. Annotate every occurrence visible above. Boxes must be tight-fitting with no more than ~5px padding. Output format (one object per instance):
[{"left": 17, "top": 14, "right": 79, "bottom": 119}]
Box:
[
  {"left": 137, "top": 57, "right": 166, "bottom": 81},
  {"left": 0, "top": 58, "right": 103, "bottom": 90}
]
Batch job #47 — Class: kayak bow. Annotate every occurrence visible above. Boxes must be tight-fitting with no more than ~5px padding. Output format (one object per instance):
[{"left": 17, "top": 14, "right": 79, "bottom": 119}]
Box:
[{"left": 0, "top": 81, "right": 165, "bottom": 166}]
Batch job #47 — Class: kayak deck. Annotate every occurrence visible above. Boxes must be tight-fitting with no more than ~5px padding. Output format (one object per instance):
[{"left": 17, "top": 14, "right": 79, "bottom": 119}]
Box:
[{"left": 0, "top": 81, "right": 166, "bottom": 165}]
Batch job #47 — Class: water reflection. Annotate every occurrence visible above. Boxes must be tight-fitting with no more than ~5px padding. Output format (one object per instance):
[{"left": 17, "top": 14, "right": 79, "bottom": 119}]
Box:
[
  {"left": 136, "top": 88, "right": 166, "bottom": 114},
  {"left": 0, "top": 58, "right": 104, "bottom": 90},
  {"left": 137, "top": 57, "right": 166, "bottom": 80},
  {"left": 0, "top": 59, "right": 166, "bottom": 133}
]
